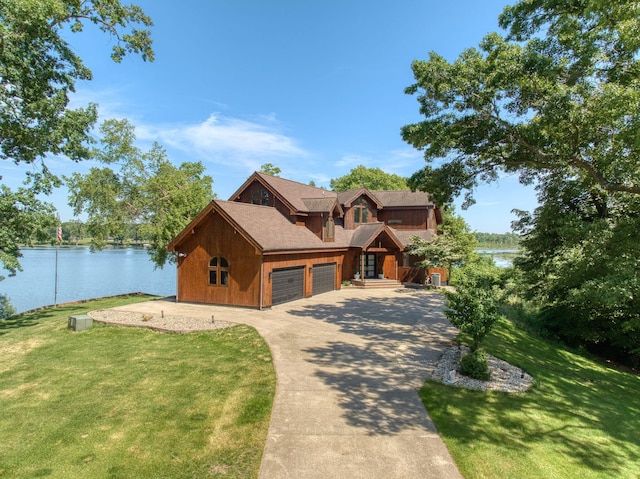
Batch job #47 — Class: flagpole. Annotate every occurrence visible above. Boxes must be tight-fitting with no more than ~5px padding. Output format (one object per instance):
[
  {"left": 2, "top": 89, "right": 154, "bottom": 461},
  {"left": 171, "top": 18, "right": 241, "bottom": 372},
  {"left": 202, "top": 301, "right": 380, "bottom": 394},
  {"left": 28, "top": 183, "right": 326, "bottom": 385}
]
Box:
[
  {"left": 55, "top": 223, "right": 62, "bottom": 307},
  {"left": 54, "top": 243, "right": 59, "bottom": 307}
]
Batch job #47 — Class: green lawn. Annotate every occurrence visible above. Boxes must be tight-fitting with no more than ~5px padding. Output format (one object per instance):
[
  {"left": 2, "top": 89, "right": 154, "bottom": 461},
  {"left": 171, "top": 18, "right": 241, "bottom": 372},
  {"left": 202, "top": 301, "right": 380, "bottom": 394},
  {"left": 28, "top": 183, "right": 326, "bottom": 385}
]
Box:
[
  {"left": 419, "top": 315, "right": 640, "bottom": 479},
  {"left": 0, "top": 296, "right": 275, "bottom": 478}
]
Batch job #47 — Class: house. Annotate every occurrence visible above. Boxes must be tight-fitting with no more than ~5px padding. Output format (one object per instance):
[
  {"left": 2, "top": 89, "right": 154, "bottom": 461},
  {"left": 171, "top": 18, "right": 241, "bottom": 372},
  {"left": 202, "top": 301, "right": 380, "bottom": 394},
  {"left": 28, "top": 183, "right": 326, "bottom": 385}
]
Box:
[{"left": 167, "top": 172, "right": 443, "bottom": 308}]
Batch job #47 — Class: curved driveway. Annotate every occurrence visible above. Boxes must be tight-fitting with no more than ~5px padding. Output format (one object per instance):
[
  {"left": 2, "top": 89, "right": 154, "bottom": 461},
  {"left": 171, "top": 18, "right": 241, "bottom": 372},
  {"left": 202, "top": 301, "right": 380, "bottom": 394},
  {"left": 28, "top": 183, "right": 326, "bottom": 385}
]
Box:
[{"left": 109, "top": 287, "right": 463, "bottom": 479}]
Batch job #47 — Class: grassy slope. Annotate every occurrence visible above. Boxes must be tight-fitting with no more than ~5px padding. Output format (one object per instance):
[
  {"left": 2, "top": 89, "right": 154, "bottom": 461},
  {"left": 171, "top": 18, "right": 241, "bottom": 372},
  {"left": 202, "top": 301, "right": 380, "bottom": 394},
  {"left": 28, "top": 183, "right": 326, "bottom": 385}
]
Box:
[
  {"left": 0, "top": 296, "right": 275, "bottom": 479},
  {"left": 419, "top": 316, "right": 640, "bottom": 479}
]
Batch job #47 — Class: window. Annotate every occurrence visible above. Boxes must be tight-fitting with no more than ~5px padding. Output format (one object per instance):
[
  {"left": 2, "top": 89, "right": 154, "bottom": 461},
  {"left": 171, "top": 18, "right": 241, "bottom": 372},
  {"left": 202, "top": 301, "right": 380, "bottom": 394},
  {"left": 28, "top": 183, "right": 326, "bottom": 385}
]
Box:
[
  {"left": 208, "top": 256, "right": 229, "bottom": 286},
  {"left": 325, "top": 217, "right": 335, "bottom": 240},
  {"left": 251, "top": 188, "right": 269, "bottom": 206},
  {"left": 353, "top": 199, "right": 369, "bottom": 224}
]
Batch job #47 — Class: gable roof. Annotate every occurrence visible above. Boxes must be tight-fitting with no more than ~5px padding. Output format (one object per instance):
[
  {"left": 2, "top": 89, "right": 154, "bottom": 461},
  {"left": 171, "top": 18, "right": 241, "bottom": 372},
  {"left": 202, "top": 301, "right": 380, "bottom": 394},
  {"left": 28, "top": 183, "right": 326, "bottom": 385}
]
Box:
[
  {"left": 229, "top": 172, "right": 338, "bottom": 215},
  {"left": 337, "top": 188, "right": 384, "bottom": 209},
  {"left": 337, "top": 188, "right": 433, "bottom": 209},
  {"left": 348, "top": 222, "right": 405, "bottom": 250},
  {"left": 302, "top": 197, "right": 341, "bottom": 214},
  {"left": 216, "top": 200, "right": 333, "bottom": 251},
  {"left": 169, "top": 200, "right": 346, "bottom": 253}
]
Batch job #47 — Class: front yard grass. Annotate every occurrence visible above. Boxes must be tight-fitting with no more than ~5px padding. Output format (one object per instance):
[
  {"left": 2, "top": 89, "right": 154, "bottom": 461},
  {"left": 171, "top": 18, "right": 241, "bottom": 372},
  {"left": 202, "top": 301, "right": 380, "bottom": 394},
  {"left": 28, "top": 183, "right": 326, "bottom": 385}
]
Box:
[
  {"left": 0, "top": 295, "right": 275, "bottom": 478},
  {"left": 419, "top": 315, "right": 640, "bottom": 479}
]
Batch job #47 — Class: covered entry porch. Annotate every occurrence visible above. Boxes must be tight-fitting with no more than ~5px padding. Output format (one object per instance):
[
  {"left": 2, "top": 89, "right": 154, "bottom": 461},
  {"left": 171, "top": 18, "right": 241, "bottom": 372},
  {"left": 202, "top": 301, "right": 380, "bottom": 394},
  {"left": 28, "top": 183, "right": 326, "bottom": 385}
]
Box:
[{"left": 345, "top": 223, "right": 405, "bottom": 287}]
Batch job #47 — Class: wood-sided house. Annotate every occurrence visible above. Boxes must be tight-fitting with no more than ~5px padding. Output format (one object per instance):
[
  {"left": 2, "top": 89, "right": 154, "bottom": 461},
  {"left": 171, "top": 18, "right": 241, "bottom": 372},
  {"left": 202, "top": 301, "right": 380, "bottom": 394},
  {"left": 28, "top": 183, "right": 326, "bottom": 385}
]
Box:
[{"left": 167, "top": 172, "right": 442, "bottom": 308}]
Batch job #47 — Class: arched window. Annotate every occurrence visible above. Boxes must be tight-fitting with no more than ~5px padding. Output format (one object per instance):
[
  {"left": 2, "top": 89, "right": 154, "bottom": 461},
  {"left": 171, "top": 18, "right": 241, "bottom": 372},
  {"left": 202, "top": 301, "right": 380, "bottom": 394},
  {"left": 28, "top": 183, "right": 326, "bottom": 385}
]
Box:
[
  {"left": 209, "top": 256, "right": 230, "bottom": 286},
  {"left": 251, "top": 188, "right": 269, "bottom": 206},
  {"left": 353, "top": 199, "right": 369, "bottom": 224},
  {"left": 325, "top": 216, "right": 335, "bottom": 240}
]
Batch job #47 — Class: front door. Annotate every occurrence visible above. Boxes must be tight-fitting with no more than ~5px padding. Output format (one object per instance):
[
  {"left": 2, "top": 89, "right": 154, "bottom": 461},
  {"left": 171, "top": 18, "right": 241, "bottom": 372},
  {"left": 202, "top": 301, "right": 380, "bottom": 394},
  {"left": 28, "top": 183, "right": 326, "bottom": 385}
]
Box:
[{"left": 364, "top": 254, "right": 376, "bottom": 279}]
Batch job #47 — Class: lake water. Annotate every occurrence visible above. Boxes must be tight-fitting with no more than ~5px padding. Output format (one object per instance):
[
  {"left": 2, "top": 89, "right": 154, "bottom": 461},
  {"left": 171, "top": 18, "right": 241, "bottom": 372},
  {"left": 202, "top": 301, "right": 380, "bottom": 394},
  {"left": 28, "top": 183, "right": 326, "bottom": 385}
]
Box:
[
  {"left": 477, "top": 249, "right": 520, "bottom": 268},
  {"left": 1, "top": 247, "right": 176, "bottom": 314}
]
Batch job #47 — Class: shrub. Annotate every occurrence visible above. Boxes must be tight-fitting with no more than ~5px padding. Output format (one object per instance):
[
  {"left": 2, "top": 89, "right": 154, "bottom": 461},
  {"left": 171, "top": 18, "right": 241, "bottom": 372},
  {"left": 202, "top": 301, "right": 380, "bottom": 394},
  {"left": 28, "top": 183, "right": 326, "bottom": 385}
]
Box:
[
  {"left": 0, "top": 294, "right": 16, "bottom": 319},
  {"left": 459, "top": 348, "right": 491, "bottom": 380}
]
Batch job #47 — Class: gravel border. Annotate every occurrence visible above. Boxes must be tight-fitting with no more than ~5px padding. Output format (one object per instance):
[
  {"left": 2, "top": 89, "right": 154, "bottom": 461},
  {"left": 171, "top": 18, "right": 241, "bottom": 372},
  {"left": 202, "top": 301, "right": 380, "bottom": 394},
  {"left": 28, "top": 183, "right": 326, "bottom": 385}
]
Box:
[
  {"left": 429, "top": 345, "right": 534, "bottom": 392},
  {"left": 89, "top": 309, "right": 234, "bottom": 334}
]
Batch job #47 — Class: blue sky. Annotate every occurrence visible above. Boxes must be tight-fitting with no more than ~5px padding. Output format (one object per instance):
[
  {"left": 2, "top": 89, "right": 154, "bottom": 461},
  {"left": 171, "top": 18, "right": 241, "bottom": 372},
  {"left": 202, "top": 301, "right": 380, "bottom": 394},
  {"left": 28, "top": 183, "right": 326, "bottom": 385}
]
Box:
[{"left": 3, "top": 0, "right": 538, "bottom": 233}]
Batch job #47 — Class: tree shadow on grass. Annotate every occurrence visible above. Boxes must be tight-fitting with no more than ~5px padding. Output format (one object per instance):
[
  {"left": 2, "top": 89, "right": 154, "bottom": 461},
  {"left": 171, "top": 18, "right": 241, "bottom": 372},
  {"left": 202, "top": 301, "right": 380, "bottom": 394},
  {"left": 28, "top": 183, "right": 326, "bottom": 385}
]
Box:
[
  {"left": 419, "top": 318, "right": 640, "bottom": 475},
  {"left": 0, "top": 309, "right": 55, "bottom": 335}
]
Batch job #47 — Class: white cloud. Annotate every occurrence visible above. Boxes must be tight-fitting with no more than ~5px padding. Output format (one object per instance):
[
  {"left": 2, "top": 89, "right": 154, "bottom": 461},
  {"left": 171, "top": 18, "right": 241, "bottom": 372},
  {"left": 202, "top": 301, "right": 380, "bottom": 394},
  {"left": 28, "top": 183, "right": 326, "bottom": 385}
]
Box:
[
  {"left": 334, "top": 154, "right": 372, "bottom": 168},
  {"left": 138, "top": 113, "right": 308, "bottom": 170}
]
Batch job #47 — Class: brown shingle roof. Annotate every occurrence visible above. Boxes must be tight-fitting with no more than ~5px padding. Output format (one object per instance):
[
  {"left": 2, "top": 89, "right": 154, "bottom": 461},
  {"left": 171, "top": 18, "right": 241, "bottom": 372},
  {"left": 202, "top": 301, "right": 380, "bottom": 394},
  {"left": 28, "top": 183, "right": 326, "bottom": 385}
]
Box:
[
  {"left": 349, "top": 223, "right": 386, "bottom": 248},
  {"left": 373, "top": 190, "right": 433, "bottom": 207},
  {"left": 215, "top": 200, "right": 342, "bottom": 252},
  {"left": 255, "top": 173, "right": 337, "bottom": 213},
  {"left": 301, "top": 197, "right": 339, "bottom": 213},
  {"left": 337, "top": 188, "right": 432, "bottom": 208},
  {"left": 336, "top": 188, "right": 383, "bottom": 208},
  {"left": 391, "top": 229, "right": 436, "bottom": 248}
]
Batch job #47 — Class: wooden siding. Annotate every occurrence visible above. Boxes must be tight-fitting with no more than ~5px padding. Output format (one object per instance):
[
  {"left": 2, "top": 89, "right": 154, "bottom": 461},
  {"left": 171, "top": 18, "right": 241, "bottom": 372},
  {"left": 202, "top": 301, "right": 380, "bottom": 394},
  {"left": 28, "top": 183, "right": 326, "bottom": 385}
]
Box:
[
  {"left": 303, "top": 214, "right": 323, "bottom": 239},
  {"left": 262, "top": 251, "right": 344, "bottom": 307},
  {"left": 378, "top": 208, "right": 428, "bottom": 230},
  {"left": 343, "top": 251, "right": 359, "bottom": 281},
  {"left": 427, "top": 207, "right": 438, "bottom": 230},
  {"left": 398, "top": 266, "right": 448, "bottom": 284},
  {"left": 174, "top": 212, "right": 262, "bottom": 307},
  {"left": 343, "top": 196, "right": 378, "bottom": 230},
  {"left": 399, "top": 266, "right": 424, "bottom": 284}
]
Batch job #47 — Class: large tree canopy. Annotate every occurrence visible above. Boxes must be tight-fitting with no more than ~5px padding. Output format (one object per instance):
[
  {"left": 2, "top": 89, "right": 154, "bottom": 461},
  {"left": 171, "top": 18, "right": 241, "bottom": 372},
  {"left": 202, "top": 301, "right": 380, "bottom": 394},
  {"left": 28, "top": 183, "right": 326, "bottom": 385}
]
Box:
[
  {"left": 402, "top": 0, "right": 640, "bottom": 208},
  {"left": 330, "top": 165, "right": 408, "bottom": 192},
  {"left": 1, "top": 0, "right": 153, "bottom": 180},
  {"left": 402, "top": 0, "right": 640, "bottom": 366},
  {"left": 66, "top": 120, "right": 214, "bottom": 267}
]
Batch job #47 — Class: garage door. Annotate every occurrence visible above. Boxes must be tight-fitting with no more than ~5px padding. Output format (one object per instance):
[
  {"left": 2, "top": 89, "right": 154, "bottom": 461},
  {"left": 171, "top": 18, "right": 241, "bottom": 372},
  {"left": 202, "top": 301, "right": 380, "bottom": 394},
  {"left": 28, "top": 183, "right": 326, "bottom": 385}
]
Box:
[
  {"left": 272, "top": 267, "right": 305, "bottom": 305},
  {"left": 312, "top": 263, "right": 336, "bottom": 296}
]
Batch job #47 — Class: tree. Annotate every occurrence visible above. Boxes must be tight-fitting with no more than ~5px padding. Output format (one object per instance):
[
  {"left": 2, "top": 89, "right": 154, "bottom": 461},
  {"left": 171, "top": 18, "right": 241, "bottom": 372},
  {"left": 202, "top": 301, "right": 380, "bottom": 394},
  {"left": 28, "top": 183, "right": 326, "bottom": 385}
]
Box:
[
  {"left": 0, "top": 0, "right": 153, "bottom": 274},
  {"left": 513, "top": 178, "right": 640, "bottom": 366},
  {"left": 406, "top": 207, "right": 476, "bottom": 280},
  {"left": 330, "top": 165, "right": 408, "bottom": 192},
  {"left": 66, "top": 120, "right": 213, "bottom": 267},
  {"left": 402, "top": 0, "right": 640, "bottom": 366},
  {"left": 259, "top": 163, "right": 281, "bottom": 176},
  {"left": 444, "top": 259, "right": 503, "bottom": 380},
  {"left": 0, "top": 293, "right": 16, "bottom": 319},
  {"left": 61, "top": 220, "right": 86, "bottom": 244},
  {"left": 1, "top": 0, "right": 153, "bottom": 181},
  {"left": 402, "top": 0, "right": 640, "bottom": 208},
  {"left": 0, "top": 185, "right": 57, "bottom": 279}
]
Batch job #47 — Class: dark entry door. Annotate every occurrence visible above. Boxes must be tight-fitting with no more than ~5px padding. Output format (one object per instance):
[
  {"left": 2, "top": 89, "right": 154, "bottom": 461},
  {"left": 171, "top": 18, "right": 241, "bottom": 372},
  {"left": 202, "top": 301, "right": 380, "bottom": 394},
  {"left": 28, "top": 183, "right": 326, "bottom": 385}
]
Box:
[
  {"left": 312, "top": 263, "right": 336, "bottom": 296},
  {"left": 364, "top": 254, "right": 376, "bottom": 278},
  {"left": 272, "top": 267, "right": 304, "bottom": 305}
]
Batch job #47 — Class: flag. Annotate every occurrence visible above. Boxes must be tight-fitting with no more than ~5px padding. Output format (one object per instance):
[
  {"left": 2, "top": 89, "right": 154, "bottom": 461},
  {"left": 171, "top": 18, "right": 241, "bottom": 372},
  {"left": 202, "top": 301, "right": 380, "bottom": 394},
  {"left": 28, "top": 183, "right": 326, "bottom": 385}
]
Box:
[{"left": 57, "top": 226, "right": 62, "bottom": 242}]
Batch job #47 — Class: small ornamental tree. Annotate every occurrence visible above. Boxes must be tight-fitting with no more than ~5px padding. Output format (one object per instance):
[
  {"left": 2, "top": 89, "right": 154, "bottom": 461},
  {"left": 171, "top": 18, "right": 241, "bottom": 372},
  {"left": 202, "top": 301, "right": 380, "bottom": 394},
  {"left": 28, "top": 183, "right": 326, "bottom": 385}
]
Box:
[
  {"left": 445, "top": 286, "right": 500, "bottom": 353},
  {"left": 444, "top": 262, "right": 502, "bottom": 380}
]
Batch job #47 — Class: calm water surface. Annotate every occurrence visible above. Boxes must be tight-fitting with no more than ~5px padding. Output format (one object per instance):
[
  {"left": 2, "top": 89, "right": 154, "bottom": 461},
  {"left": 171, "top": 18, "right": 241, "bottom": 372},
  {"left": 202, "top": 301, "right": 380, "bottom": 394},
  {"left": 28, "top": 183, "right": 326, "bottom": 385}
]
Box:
[{"left": 1, "top": 247, "right": 176, "bottom": 313}]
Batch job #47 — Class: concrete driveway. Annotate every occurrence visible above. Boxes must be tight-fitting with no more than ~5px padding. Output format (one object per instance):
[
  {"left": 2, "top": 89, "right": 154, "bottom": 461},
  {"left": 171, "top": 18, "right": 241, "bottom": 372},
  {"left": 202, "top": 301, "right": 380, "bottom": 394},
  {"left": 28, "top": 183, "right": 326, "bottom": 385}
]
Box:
[{"left": 108, "top": 287, "right": 463, "bottom": 479}]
